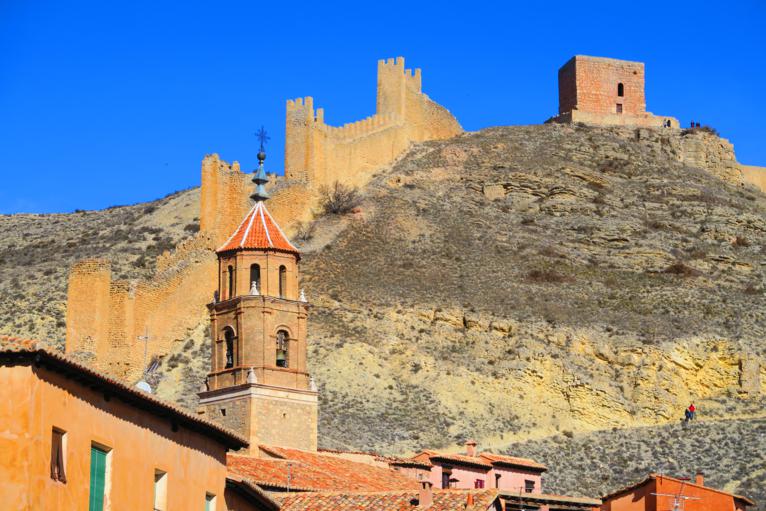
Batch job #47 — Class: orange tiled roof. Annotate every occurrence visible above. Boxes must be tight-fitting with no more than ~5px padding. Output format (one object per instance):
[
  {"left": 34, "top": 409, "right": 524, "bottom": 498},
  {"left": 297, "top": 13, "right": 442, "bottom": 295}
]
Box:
[
  {"left": 602, "top": 473, "right": 755, "bottom": 507},
  {"left": 423, "top": 452, "right": 493, "bottom": 469},
  {"left": 413, "top": 449, "right": 546, "bottom": 472},
  {"left": 277, "top": 489, "right": 499, "bottom": 511},
  {"left": 478, "top": 452, "right": 547, "bottom": 471},
  {"left": 216, "top": 201, "right": 299, "bottom": 255},
  {"left": 0, "top": 336, "right": 248, "bottom": 449},
  {"left": 227, "top": 445, "right": 420, "bottom": 492}
]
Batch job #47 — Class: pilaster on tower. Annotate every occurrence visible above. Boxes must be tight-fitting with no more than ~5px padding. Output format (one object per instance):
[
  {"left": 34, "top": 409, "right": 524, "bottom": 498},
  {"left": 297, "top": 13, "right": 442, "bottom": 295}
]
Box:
[{"left": 198, "top": 140, "right": 317, "bottom": 454}]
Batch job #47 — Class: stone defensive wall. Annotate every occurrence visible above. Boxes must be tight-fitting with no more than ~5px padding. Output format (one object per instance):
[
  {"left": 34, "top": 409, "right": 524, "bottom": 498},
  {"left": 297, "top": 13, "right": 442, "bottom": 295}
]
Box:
[
  {"left": 65, "top": 57, "right": 462, "bottom": 381},
  {"left": 284, "top": 57, "right": 462, "bottom": 188},
  {"left": 740, "top": 164, "right": 766, "bottom": 191}
]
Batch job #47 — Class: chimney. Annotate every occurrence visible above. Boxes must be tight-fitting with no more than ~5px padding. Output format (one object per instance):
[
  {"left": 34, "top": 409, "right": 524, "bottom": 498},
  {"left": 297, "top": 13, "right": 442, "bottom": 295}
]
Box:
[
  {"left": 419, "top": 481, "right": 433, "bottom": 509},
  {"left": 695, "top": 471, "right": 704, "bottom": 486},
  {"left": 466, "top": 493, "right": 475, "bottom": 506},
  {"left": 465, "top": 439, "right": 478, "bottom": 457}
]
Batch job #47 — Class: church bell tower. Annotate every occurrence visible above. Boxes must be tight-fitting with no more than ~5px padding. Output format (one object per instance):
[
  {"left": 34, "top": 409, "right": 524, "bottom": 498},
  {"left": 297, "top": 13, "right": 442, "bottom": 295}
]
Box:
[{"left": 198, "top": 143, "right": 317, "bottom": 453}]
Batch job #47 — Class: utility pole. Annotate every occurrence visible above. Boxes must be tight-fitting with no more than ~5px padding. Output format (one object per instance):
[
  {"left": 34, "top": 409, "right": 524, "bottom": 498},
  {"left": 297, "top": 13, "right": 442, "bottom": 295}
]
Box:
[
  {"left": 135, "top": 327, "right": 152, "bottom": 392},
  {"left": 138, "top": 327, "right": 150, "bottom": 378}
]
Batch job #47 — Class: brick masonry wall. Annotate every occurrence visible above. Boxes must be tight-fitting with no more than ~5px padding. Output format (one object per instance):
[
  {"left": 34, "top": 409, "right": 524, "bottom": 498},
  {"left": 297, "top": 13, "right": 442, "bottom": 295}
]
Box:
[
  {"left": 570, "top": 56, "right": 646, "bottom": 116},
  {"left": 553, "top": 56, "right": 679, "bottom": 129}
]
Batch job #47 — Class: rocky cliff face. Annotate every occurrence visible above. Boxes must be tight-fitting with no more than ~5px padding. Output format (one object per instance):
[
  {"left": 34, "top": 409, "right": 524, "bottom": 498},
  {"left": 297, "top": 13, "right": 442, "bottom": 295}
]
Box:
[{"left": 0, "top": 124, "right": 764, "bottom": 505}]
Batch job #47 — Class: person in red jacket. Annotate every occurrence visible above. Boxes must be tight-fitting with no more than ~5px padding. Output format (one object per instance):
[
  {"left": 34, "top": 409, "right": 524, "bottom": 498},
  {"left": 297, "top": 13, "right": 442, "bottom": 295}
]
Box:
[{"left": 688, "top": 403, "right": 696, "bottom": 420}]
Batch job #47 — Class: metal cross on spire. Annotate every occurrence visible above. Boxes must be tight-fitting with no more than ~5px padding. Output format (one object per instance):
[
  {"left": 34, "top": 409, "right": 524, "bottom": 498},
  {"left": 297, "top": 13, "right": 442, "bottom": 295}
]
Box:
[
  {"left": 256, "top": 126, "right": 270, "bottom": 153},
  {"left": 251, "top": 126, "right": 270, "bottom": 202}
]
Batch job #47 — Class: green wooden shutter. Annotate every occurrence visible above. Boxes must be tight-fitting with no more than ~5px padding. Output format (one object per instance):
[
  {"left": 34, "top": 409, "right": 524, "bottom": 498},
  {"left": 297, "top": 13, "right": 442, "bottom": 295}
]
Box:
[{"left": 88, "top": 446, "right": 107, "bottom": 511}]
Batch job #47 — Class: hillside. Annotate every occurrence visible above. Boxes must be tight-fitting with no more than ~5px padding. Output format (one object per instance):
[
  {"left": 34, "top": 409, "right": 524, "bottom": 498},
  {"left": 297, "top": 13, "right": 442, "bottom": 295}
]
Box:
[{"left": 1, "top": 123, "right": 764, "bottom": 505}]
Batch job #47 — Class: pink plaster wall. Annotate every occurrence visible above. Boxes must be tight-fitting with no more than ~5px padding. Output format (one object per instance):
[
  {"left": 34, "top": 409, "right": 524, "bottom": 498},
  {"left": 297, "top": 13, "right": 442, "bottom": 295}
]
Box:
[{"left": 492, "top": 466, "right": 542, "bottom": 493}]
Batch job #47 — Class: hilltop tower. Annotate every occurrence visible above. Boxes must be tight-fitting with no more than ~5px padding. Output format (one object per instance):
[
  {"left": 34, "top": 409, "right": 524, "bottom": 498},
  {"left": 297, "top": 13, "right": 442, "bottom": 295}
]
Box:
[
  {"left": 197, "top": 147, "right": 317, "bottom": 454},
  {"left": 550, "top": 55, "right": 678, "bottom": 128}
]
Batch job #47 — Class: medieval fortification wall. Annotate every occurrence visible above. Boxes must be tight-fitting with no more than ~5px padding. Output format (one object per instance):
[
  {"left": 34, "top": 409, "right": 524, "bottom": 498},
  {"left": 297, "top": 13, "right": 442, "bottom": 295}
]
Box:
[
  {"left": 65, "top": 55, "right": 766, "bottom": 382},
  {"left": 65, "top": 57, "right": 462, "bottom": 381}
]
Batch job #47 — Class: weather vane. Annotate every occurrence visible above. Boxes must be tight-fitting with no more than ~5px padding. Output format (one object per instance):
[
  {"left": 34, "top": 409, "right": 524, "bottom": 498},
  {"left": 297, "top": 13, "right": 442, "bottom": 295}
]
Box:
[{"left": 256, "top": 126, "right": 270, "bottom": 153}]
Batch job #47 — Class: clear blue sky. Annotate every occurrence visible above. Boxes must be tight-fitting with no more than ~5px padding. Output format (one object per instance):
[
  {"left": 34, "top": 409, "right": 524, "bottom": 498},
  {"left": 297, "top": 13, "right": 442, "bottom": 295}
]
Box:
[{"left": 1, "top": 0, "right": 764, "bottom": 214}]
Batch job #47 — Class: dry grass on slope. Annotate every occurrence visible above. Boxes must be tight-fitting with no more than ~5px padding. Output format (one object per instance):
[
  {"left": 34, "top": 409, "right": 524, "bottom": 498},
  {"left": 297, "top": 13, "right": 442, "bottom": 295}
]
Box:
[{"left": 503, "top": 414, "right": 766, "bottom": 509}]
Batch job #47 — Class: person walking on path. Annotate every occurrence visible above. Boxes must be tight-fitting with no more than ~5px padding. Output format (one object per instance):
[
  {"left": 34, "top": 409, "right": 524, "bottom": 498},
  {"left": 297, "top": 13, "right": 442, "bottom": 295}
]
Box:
[{"left": 688, "top": 403, "right": 696, "bottom": 420}]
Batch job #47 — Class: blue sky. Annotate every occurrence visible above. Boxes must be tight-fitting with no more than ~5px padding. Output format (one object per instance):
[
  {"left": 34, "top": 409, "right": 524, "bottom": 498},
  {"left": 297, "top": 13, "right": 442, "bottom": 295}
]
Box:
[{"left": 1, "top": 0, "right": 764, "bottom": 214}]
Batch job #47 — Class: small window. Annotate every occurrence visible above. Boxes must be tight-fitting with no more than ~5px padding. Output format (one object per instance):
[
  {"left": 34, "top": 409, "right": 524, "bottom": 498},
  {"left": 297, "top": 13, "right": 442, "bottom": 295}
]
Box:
[
  {"left": 50, "top": 427, "right": 67, "bottom": 483},
  {"left": 154, "top": 470, "right": 168, "bottom": 511},
  {"left": 227, "top": 265, "right": 235, "bottom": 299},
  {"left": 205, "top": 493, "right": 216, "bottom": 511},
  {"left": 494, "top": 473, "right": 501, "bottom": 488},
  {"left": 278, "top": 265, "right": 287, "bottom": 298},
  {"left": 524, "top": 479, "right": 535, "bottom": 493},
  {"left": 474, "top": 479, "right": 484, "bottom": 489},
  {"left": 617, "top": 82, "right": 624, "bottom": 97},
  {"left": 250, "top": 264, "right": 261, "bottom": 294},
  {"left": 224, "top": 328, "right": 235, "bottom": 369},
  {"left": 89, "top": 444, "right": 110, "bottom": 511},
  {"left": 616, "top": 103, "right": 623, "bottom": 114},
  {"left": 441, "top": 468, "right": 452, "bottom": 489},
  {"left": 276, "top": 330, "right": 289, "bottom": 368}
]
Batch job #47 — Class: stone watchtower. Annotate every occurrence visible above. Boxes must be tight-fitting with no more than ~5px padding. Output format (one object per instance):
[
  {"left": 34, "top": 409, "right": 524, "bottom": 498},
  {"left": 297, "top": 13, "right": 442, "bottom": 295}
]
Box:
[
  {"left": 197, "top": 148, "right": 317, "bottom": 454},
  {"left": 551, "top": 55, "right": 678, "bottom": 128}
]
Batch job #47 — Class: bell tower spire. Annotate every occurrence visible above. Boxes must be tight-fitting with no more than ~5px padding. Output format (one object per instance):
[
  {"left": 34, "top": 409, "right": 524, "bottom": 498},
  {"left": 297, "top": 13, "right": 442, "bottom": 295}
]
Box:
[{"left": 197, "top": 130, "right": 317, "bottom": 453}]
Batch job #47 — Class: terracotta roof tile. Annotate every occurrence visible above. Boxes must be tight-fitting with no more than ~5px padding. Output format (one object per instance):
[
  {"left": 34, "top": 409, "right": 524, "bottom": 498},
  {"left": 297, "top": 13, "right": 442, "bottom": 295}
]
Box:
[
  {"left": 424, "top": 452, "right": 493, "bottom": 469},
  {"left": 412, "top": 449, "right": 546, "bottom": 472},
  {"left": 227, "top": 446, "right": 420, "bottom": 492},
  {"left": 478, "top": 452, "right": 547, "bottom": 471},
  {"left": 0, "top": 336, "right": 248, "bottom": 449},
  {"left": 217, "top": 201, "right": 299, "bottom": 255},
  {"left": 277, "top": 489, "right": 499, "bottom": 511}
]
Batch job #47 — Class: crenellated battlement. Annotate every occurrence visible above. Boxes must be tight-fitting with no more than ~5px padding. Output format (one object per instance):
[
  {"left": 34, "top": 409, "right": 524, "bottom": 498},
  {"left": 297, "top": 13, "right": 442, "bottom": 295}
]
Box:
[
  {"left": 285, "top": 56, "right": 461, "bottom": 186},
  {"left": 66, "top": 56, "right": 461, "bottom": 382}
]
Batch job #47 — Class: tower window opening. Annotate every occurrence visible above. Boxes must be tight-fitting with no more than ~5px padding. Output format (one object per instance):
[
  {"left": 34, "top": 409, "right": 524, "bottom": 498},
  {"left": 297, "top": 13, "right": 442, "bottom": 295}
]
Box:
[
  {"left": 227, "top": 265, "right": 235, "bottom": 299},
  {"left": 224, "top": 328, "right": 235, "bottom": 369},
  {"left": 616, "top": 103, "right": 623, "bottom": 114},
  {"left": 276, "top": 330, "right": 289, "bottom": 368},
  {"left": 250, "top": 264, "right": 261, "bottom": 294},
  {"left": 279, "top": 265, "right": 287, "bottom": 298},
  {"left": 617, "top": 82, "right": 624, "bottom": 96}
]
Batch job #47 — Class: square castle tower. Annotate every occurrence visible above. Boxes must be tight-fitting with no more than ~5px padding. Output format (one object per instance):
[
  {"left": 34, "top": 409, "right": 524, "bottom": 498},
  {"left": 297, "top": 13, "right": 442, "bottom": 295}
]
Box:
[{"left": 551, "top": 55, "right": 678, "bottom": 128}]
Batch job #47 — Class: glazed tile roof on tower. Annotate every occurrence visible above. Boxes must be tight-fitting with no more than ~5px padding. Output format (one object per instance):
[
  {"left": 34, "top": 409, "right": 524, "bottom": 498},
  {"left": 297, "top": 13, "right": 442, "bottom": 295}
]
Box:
[
  {"left": 216, "top": 201, "right": 300, "bottom": 255},
  {"left": 227, "top": 445, "right": 420, "bottom": 492},
  {"left": 277, "top": 489, "right": 499, "bottom": 511}
]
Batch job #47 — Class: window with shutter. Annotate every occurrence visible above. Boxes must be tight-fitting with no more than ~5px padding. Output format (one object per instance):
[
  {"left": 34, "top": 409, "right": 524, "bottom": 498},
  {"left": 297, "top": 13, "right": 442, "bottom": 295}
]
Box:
[
  {"left": 205, "top": 493, "right": 216, "bottom": 511},
  {"left": 89, "top": 446, "right": 108, "bottom": 511}
]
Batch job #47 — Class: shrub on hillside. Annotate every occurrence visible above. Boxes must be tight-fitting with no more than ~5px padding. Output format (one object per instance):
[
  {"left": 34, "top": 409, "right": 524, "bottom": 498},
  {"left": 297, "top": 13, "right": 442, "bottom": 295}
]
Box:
[
  {"left": 682, "top": 125, "right": 720, "bottom": 137},
  {"left": 527, "top": 268, "right": 572, "bottom": 284},
  {"left": 320, "top": 182, "right": 361, "bottom": 215},
  {"left": 663, "top": 261, "right": 701, "bottom": 277}
]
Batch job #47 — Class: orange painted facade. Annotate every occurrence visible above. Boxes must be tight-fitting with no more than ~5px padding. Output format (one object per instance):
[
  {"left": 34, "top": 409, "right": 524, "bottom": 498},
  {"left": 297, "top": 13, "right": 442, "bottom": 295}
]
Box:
[
  {"left": 0, "top": 342, "right": 267, "bottom": 511},
  {"left": 601, "top": 474, "right": 754, "bottom": 511}
]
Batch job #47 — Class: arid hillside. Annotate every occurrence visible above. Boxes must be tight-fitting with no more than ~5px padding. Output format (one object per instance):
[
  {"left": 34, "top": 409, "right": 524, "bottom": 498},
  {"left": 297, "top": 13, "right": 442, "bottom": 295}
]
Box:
[{"left": 1, "top": 124, "right": 764, "bottom": 505}]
